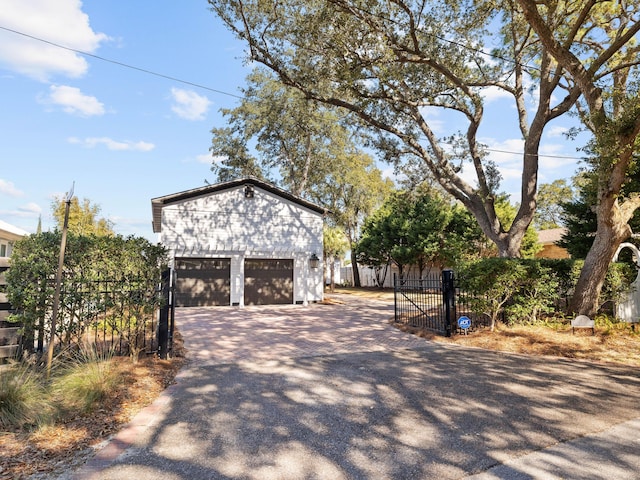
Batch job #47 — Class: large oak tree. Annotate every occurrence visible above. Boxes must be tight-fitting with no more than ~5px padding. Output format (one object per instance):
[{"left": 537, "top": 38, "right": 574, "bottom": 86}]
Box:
[
  {"left": 211, "top": 0, "right": 582, "bottom": 258},
  {"left": 211, "top": 0, "right": 640, "bottom": 315},
  {"left": 517, "top": 0, "right": 640, "bottom": 315}
]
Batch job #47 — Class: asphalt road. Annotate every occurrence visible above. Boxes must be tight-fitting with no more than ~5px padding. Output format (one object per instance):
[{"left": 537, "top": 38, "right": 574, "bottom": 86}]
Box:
[{"left": 67, "top": 298, "right": 640, "bottom": 480}]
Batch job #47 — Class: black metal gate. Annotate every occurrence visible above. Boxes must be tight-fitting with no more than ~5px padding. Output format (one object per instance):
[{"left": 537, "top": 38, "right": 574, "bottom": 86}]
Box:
[
  {"left": 157, "top": 268, "right": 175, "bottom": 359},
  {"left": 393, "top": 271, "right": 454, "bottom": 336},
  {"left": 393, "top": 270, "right": 488, "bottom": 336}
]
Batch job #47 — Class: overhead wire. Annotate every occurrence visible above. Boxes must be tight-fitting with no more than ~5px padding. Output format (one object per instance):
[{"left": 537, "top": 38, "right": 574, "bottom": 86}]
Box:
[
  {"left": 0, "top": 25, "right": 243, "bottom": 99},
  {"left": 0, "top": 24, "right": 585, "bottom": 161}
]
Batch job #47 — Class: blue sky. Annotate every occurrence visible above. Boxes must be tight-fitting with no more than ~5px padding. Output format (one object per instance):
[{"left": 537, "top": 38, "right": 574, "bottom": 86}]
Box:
[{"left": 0, "top": 0, "right": 587, "bottom": 241}]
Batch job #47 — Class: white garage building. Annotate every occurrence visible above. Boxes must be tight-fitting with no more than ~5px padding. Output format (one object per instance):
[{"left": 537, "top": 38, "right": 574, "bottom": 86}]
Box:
[{"left": 151, "top": 177, "right": 325, "bottom": 307}]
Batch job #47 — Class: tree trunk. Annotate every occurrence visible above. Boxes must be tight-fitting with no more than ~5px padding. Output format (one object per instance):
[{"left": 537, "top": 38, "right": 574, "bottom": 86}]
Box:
[
  {"left": 330, "top": 255, "right": 336, "bottom": 293},
  {"left": 350, "top": 241, "right": 362, "bottom": 287},
  {"left": 570, "top": 202, "right": 631, "bottom": 316}
]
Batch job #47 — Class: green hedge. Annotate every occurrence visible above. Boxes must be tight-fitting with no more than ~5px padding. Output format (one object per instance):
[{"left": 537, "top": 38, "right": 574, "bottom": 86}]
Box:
[
  {"left": 457, "top": 258, "right": 634, "bottom": 327},
  {"left": 6, "top": 232, "right": 168, "bottom": 356}
]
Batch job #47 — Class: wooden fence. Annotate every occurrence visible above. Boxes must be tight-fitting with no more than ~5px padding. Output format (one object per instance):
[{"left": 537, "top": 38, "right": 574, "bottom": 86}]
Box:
[{"left": 0, "top": 257, "right": 20, "bottom": 362}]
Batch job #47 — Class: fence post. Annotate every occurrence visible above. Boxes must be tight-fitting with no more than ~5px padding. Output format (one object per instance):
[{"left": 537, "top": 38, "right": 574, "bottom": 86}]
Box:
[
  {"left": 393, "top": 273, "right": 398, "bottom": 324},
  {"left": 442, "top": 269, "right": 455, "bottom": 337},
  {"left": 158, "top": 268, "right": 170, "bottom": 359},
  {"left": 169, "top": 269, "right": 175, "bottom": 353}
]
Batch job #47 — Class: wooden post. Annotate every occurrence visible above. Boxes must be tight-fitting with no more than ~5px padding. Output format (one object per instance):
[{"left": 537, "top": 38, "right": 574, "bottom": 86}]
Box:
[{"left": 46, "top": 185, "right": 73, "bottom": 378}]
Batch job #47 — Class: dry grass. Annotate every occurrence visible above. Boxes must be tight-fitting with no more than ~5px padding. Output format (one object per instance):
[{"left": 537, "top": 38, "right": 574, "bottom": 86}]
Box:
[
  {"left": 394, "top": 322, "right": 640, "bottom": 366},
  {"left": 332, "top": 287, "right": 640, "bottom": 367},
  {"left": 330, "top": 286, "right": 396, "bottom": 302},
  {"left": 0, "top": 336, "right": 185, "bottom": 480},
  {"left": 389, "top": 315, "right": 640, "bottom": 369}
]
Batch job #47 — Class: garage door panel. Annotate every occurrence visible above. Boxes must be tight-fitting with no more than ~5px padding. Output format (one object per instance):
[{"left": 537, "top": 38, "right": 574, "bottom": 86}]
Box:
[
  {"left": 175, "top": 258, "right": 230, "bottom": 307},
  {"left": 244, "top": 259, "right": 293, "bottom": 305}
]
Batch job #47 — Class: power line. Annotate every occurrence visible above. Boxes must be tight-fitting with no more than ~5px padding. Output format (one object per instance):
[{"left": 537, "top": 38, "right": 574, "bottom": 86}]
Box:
[
  {"left": 0, "top": 25, "right": 243, "bottom": 99},
  {"left": 483, "top": 148, "right": 584, "bottom": 160},
  {"left": 0, "top": 25, "right": 585, "bottom": 161}
]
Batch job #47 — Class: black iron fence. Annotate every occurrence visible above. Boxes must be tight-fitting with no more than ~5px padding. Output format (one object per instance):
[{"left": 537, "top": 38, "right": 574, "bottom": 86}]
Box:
[
  {"left": 394, "top": 270, "right": 492, "bottom": 336},
  {"left": 4, "top": 268, "right": 175, "bottom": 360}
]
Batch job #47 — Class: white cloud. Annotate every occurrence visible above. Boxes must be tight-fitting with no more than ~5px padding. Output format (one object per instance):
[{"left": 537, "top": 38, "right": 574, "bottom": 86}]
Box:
[
  {"left": 0, "top": 202, "right": 43, "bottom": 218},
  {"left": 18, "top": 202, "right": 42, "bottom": 215},
  {"left": 0, "top": 0, "right": 109, "bottom": 81},
  {"left": 479, "top": 86, "right": 512, "bottom": 104},
  {"left": 539, "top": 144, "right": 581, "bottom": 175},
  {"left": 546, "top": 126, "right": 569, "bottom": 138},
  {"left": 196, "top": 153, "right": 215, "bottom": 164},
  {"left": 42, "top": 85, "right": 105, "bottom": 116},
  {"left": 170, "top": 88, "right": 211, "bottom": 121},
  {"left": 0, "top": 179, "right": 24, "bottom": 197},
  {"left": 68, "top": 137, "right": 155, "bottom": 152}
]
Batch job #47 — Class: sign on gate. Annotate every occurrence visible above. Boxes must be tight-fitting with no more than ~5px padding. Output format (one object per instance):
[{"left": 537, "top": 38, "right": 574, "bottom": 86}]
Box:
[{"left": 457, "top": 316, "right": 471, "bottom": 330}]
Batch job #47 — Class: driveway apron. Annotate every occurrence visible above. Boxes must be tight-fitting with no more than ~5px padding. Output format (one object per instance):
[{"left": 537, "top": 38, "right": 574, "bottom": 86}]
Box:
[{"left": 72, "top": 295, "right": 640, "bottom": 480}]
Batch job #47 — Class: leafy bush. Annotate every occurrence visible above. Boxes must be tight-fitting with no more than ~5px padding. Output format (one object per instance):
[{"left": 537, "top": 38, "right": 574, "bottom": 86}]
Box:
[
  {"left": 6, "top": 233, "right": 168, "bottom": 357},
  {"left": 505, "top": 260, "right": 559, "bottom": 324},
  {"left": 457, "top": 258, "right": 528, "bottom": 331},
  {"left": 458, "top": 258, "right": 635, "bottom": 329}
]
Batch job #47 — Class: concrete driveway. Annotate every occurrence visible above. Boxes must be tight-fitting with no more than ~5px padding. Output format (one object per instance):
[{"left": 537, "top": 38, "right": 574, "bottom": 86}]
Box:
[{"left": 71, "top": 295, "right": 640, "bottom": 480}]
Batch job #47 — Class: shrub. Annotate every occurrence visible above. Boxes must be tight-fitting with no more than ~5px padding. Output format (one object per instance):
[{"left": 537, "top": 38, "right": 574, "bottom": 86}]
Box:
[
  {"left": 6, "top": 233, "right": 168, "bottom": 357},
  {"left": 458, "top": 258, "right": 635, "bottom": 330},
  {"left": 506, "top": 260, "right": 559, "bottom": 324},
  {"left": 458, "top": 258, "right": 528, "bottom": 331}
]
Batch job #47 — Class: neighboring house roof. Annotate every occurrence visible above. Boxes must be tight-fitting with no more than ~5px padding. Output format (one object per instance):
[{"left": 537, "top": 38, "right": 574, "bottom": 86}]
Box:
[
  {"left": 0, "top": 219, "right": 29, "bottom": 241},
  {"left": 538, "top": 227, "right": 567, "bottom": 245},
  {"left": 151, "top": 177, "right": 327, "bottom": 233}
]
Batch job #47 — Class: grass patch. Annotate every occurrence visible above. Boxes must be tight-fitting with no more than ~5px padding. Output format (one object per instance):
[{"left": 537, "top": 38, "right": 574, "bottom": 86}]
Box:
[
  {"left": 0, "top": 334, "right": 185, "bottom": 479},
  {"left": 0, "top": 346, "right": 124, "bottom": 431},
  {"left": 330, "top": 286, "right": 395, "bottom": 302},
  {"left": 0, "top": 365, "right": 52, "bottom": 430},
  {"left": 50, "top": 347, "right": 124, "bottom": 415},
  {"left": 393, "top": 319, "right": 640, "bottom": 366},
  {"left": 331, "top": 286, "right": 640, "bottom": 366}
]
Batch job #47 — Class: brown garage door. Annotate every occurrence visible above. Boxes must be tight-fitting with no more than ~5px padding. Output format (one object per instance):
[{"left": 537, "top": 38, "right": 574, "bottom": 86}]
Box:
[
  {"left": 244, "top": 259, "right": 293, "bottom": 305},
  {"left": 174, "top": 258, "right": 231, "bottom": 307}
]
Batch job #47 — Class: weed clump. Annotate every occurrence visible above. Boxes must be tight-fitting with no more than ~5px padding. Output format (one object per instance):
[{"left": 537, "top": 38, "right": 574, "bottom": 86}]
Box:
[{"left": 0, "top": 346, "right": 124, "bottom": 431}]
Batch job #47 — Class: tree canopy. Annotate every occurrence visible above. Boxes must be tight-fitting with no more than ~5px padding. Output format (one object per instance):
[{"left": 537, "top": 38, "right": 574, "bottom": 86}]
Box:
[
  {"left": 211, "top": 0, "right": 590, "bottom": 258},
  {"left": 211, "top": 67, "right": 368, "bottom": 200},
  {"left": 52, "top": 196, "right": 114, "bottom": 236},
  {"left": 517, "top": 0, "right": 640, "bottom": 314},
  {"left": 355, "top": 188, "right": 488, "bottom": 284},
  {"left": 211, "top": 0, "right": 640, "bottom": 315},
  {"left": 560, "top": 169, "right": 640, "bottom": 259},
  {"left": 535, "top": 179, "right": 573, "bottom": 230}
]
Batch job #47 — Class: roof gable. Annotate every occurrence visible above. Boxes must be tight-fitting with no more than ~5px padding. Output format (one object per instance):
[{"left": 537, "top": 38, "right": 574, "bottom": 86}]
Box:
[
  {"left": 151, "top": 177, "right": 326, "bottom": 233},
  {"left": 537, "top": 228, "right": 567, "bottom": 245},
  {"left": 0, "top": 219, "right": 29, "bottom": 240}
]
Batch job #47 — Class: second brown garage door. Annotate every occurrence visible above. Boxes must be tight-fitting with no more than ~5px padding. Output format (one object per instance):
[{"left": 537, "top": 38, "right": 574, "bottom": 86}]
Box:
[
  {"left": 174, "top": 258, "right": 231, "bottom": 307},
  {"left": 244, "top": 259, "right": 293, "bottom": 305}
]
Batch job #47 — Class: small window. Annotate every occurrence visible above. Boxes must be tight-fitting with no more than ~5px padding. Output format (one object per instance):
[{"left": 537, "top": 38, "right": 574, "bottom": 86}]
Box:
[{"left": 0, "top": 244, "right": 6, "bottom": 257}]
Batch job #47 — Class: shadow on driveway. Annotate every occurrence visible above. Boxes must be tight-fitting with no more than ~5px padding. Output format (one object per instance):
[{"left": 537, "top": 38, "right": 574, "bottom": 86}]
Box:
[{"left": 76, "top": 301, "right": 640, "bottom": 479}]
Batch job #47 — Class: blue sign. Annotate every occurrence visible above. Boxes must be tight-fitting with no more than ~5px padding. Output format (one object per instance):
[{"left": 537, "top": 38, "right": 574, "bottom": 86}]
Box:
[{"left": 457, "top": 316, "right": 472, "bottom": 330}]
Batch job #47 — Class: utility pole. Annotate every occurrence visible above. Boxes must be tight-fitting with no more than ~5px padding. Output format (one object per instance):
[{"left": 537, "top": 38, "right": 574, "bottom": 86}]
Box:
[{"left": 46, "top": 183, "right": 74, "bottom": 379}]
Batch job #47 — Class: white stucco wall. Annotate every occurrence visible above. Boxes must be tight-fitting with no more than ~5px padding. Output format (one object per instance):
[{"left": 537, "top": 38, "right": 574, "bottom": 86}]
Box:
[{"left": 159, "top": 184, "right": 324, "bottom": 305}]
